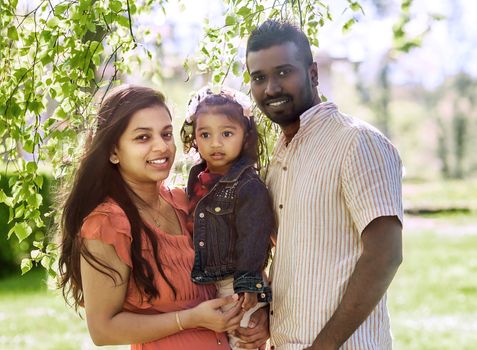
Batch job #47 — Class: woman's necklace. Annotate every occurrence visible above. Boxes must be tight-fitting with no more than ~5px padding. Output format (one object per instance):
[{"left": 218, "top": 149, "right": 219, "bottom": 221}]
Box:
[{"left": 138, "top": 198, "right": 162, "bottom": 228}]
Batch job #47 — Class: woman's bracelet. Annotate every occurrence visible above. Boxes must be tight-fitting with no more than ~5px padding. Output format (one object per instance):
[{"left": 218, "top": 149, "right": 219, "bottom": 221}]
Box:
[{"left": 175, "top": 311, "right": 184, "bottom": 331}]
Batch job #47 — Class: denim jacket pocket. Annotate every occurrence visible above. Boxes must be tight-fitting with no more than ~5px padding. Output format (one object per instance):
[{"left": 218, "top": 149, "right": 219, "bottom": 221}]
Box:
[{"left": 204, "top": 200, "right": 234, "bottom": 216}]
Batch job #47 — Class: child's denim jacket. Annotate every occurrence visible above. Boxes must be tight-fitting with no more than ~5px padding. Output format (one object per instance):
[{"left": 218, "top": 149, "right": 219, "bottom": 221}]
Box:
[{"left": 187, "top": 155, "right": 274, "bottom": 301}]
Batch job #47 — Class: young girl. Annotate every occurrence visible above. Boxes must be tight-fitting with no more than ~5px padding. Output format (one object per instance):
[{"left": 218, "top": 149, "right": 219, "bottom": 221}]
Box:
[
  {"left": 181, "top": 86, "right": 274, "bottom": 350},
  {"left": 58, "top": 85, "right": 256, "bottom": 350}
]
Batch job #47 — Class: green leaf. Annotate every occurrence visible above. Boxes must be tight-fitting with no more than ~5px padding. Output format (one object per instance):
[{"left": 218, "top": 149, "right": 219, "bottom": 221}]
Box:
[
  {"left": 34, "top": 175, "right": 44, "bottom": 188},
  {"left": 110, "top": 0, "right": 123, "bottom": 13},
  {"left": 225, "top": 15, "right": 236, "bottom": 26},
  {"left": 27, "top": 161, "right": 38, "bottom": 173},
  {"left": 14, "top": 205, "right": 25, "bottom": 219},
  {"left": 0, "top": 189, "right": 13, "bottom": 206},
  {"left": 23, "top": 140, "right": 35, "bottom": 154},
  {"left": 46, "top": 17, "right": 60, "bottom": 29},
  {"left": 21, "top": 258, "right": 33, "bottom": 275},
  {"left": 12, "top": 222, "right": 33, "bottom": 242},
  {"left": 7, "top": 26, "right": 19, "bottom": 40},
  {"left": 232, "top": 61, "right": 241, "bottom": 76},
  {"left": 237, "top": 6, "right": 251, "bottom": 17},
  {"left": 342, "top": 18, "right": 356, "bottom": 33},
  {"left": 54, "top": 3, "right": 69, "bottom": 16},
  {"left": 33, "top": 241, "right": 44, "bottom": 249},
  {"left": 116, "top": 14, "right": 130, "bottom": 28},
  {"left": 243, "top": 70, "right": 250, "bottom": 84},
  {"left": 27, "top": 193, "right": 43, "bottom": 208},
  {"left": 31, "top": 249, "right": 42, "bottom": 260},
  {"left": 41, "top": 256, "right": 51, "bottom": 269}
]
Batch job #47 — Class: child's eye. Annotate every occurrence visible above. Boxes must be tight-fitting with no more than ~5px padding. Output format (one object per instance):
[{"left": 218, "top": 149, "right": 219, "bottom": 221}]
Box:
[
  {"left": 200, "top": 132, "right": 210, "bottom": 139},
  {"left": 223, "top": 131, "right": 233, "bottom": 137}
]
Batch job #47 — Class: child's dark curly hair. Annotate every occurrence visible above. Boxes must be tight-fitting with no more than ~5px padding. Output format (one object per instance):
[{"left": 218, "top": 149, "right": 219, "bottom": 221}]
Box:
[{"left": 180, "top": 92, "right": 263, "bottom": 168}]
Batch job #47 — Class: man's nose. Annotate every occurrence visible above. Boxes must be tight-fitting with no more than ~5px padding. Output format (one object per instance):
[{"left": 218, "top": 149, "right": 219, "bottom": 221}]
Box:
[{"left": 265, "top": 76, "right": 282, "bottom": 96}]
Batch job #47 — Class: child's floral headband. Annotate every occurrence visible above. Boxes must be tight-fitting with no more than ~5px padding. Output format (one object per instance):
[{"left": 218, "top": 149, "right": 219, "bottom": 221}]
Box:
[{"left": 185, "top": 86, "right": 252, "bottom": 123}]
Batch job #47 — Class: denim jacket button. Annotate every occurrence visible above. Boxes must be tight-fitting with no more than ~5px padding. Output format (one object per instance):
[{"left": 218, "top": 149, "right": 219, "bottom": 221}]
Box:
[
  {"left": 199, "top": 212, "right": 205, "bottom": 218},
  {"left": 260, "top": 293, "right": 266, "bottom": 299},
  {"left": 255, "top": 283, "right": 263, "bottom": 289},
  {"left": 214, "top": 207, "right": 221, "bottom": 213},
  {"left": 199, "top": 240, "right": 205, "bottom": 247}
]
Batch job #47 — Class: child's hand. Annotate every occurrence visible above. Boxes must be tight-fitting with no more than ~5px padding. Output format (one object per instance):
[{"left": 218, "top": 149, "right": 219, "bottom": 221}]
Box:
[{"left": 242, "top": 292, "right": 258, "bottom": 311}]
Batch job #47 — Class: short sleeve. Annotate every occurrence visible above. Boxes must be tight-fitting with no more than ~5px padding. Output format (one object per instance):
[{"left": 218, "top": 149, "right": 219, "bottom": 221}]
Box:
[
  {"left": 80, "top": 201, "right": 133, "bottom": 267},
  {"left": 342, "top": 129, "right": 403, "bottom": 234}
]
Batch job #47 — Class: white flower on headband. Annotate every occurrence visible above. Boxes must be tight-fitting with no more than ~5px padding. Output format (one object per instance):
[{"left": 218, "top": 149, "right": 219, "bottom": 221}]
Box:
[{"left": 185, "top": 86, "right": 252, "bottom": 123}]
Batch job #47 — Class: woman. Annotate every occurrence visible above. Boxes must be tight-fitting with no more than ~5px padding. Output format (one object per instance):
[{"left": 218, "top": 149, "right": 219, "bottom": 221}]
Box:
[{"left": 58, "top": 85, "right": 266, "bottom": 349}]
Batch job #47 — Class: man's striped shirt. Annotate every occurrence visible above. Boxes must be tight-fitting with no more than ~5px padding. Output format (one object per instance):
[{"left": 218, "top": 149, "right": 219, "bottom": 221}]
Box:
[{"left": 266, "top": 102, "right": 403, "bottom": 350}]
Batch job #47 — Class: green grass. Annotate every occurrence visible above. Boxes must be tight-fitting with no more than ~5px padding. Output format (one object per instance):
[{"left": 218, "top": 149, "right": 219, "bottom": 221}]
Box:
[
  {"left": 1, "top": 214, "right": 476, "bottom": 349},
  {"left": 388, "top": 216, "right": 477, "bottom": 350},
  {"left": 0, "top": 269, "right": 127, "bottom": 350}
]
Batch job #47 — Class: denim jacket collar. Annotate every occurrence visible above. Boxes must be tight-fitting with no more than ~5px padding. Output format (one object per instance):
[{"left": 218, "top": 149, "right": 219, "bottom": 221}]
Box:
[{"left": 189, "top": 155, "right": 256, "bottom": 184}]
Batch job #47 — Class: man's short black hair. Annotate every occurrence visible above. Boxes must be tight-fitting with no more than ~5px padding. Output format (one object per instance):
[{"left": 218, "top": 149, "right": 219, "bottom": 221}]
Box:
[{"left": 246, "top": 19, "right": 313, "bottom": 66}]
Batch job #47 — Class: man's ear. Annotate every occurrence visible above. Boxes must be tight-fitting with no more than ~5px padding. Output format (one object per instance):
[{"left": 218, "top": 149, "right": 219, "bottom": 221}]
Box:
[
  {"left": 309, "top": 62, "right": 318, "bottom": 87},
  {"left": 109, "top": 149, "right": 119, "bottom": 164}
]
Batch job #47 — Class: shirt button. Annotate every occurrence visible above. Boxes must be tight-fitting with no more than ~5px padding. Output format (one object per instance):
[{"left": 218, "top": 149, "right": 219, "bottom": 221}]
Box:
[
  {"left": 279, "top": 204, "right": 283, "bottom": 209},
  {"left": 271, "top": 346, "right": 275, "bottom": 350},
  {"left": 282, "top": 166, "right": 287, "bottom": 171},
  {"left": 199, "top": 212, "right": 205, "bottom": 218},
  {"left": 260, "top": 293, "right": 266, "bottom": 299},
  {"left": 255, "top": 283, "right": 263, "bottom": 289},
  {"left": 214, "top": 207, "right": 221, "bottom": 213},
  {"left": 270, "top": 310, "right": 274, "bottom": 315},
  {"left": 198, "top": 241, "right": 205, "bottom": 247}
]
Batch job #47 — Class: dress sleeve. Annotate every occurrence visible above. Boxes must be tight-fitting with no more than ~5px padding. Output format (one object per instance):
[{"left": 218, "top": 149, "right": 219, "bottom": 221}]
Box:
[
  {"left": 80, "top": 202, "right": 133, "bottom": 268},
  {"left": 342, "top": 128, "right": 403, "bottom": 234}
]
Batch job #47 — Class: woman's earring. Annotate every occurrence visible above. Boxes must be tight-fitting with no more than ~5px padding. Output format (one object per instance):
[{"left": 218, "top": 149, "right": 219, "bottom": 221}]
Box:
[{"left": 110, "top": 156, "right": 119, "bottom": 164}]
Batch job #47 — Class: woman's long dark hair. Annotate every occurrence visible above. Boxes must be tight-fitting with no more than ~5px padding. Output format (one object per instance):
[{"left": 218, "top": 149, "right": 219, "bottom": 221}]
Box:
[{"left": 59, "top": 85, "right": 176, "bottom": 310}]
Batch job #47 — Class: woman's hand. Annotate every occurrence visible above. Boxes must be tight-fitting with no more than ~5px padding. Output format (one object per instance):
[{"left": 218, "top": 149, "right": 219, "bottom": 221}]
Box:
[
  {"left": 234, "top": 306, "right": 269, "bottom": 349},
  {"left": 183, "top": 294, "right": 246, "bottom": 332},
  {"left": 242, "top": 292, "right": 258, "bottom": 311}
]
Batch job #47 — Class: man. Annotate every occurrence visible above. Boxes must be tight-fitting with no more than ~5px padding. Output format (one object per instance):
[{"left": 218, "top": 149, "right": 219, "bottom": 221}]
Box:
[{"left": 245, "top": 20, "right": 403, "bottom": 350}]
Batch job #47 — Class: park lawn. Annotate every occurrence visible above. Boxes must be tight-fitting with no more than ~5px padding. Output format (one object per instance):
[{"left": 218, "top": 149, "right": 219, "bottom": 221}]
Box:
[
  {"left": 1, "top": 213, "right": 476, "bottom": 349},
  {"left": 0, "top": 268, "right": 127, "bottom": 350},
  {"left": 388, "top": 214, "right": 477, "bottom": 350}
]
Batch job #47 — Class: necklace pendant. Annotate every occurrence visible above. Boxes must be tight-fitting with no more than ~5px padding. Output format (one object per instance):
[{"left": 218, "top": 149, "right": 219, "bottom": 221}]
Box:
[{"left": 153, "top": 218, "right": 161, "bottom": 227}]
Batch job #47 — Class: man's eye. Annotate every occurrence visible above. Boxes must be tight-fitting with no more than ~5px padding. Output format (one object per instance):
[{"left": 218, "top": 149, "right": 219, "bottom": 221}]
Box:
[
  {"left": 251, "top": 75, "right": 264, "bottom": 82},
  {"left": 278, "top": 69, "right": 290, "bottom": 76}
]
